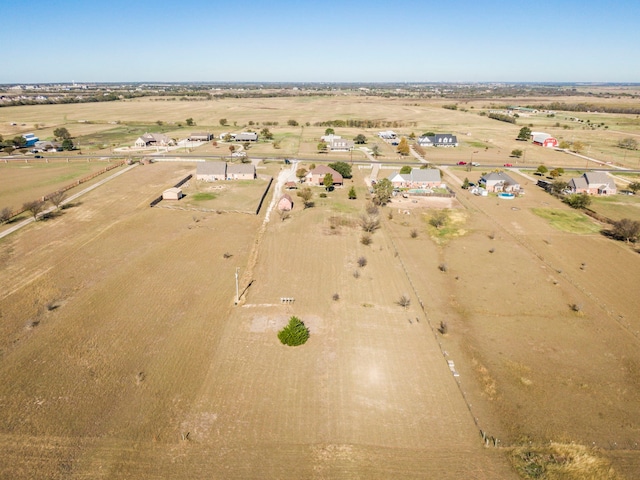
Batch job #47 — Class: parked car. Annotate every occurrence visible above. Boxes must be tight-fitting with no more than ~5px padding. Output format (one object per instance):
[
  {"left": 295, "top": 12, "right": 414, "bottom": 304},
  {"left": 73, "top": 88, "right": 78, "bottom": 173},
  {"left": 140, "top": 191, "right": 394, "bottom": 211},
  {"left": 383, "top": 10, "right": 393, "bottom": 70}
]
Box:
[
  {"left": 471, "top": 162, "right": 480, "bottom": 167},
  {"left": 457, "top": 161, "right": 467, "bottom": 165},
  {"left": 504, "top": 163, "right": 513, "bottom": 167}
]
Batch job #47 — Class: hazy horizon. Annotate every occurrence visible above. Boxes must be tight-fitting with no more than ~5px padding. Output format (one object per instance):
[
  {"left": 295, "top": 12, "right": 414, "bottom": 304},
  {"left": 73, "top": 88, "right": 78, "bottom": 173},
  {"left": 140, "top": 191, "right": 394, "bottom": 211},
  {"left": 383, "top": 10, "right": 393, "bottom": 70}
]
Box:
[{"left": 2, "top": 0, "right": 639, "bottom": 84}]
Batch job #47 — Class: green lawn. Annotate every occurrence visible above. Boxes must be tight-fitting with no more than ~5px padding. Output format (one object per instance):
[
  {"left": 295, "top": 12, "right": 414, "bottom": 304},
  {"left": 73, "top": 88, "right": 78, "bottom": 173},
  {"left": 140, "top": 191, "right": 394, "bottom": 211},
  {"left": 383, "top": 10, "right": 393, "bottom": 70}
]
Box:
[
  {"left": 588, "top": 194, "right": 640, "bottom": 222},
  {"left": 531, "top": 208, "right": 602, "bottom": 234}
]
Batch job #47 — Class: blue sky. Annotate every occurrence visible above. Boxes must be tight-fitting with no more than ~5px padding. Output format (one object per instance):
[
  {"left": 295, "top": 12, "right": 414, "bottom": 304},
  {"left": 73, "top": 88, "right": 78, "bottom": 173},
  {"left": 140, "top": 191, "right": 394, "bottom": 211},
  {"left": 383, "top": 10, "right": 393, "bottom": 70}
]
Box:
[{"left": 2, "top": 0, "right": 639, "bottom": 83}]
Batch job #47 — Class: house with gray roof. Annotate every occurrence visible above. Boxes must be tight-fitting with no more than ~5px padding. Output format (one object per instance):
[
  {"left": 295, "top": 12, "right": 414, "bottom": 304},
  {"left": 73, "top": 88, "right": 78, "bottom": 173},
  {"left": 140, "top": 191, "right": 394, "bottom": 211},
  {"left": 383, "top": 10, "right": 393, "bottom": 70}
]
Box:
[
  {"left": 227, "top": 163, "right": 256, "bottom": 180},
  {"left": 480, "top": 171, "right": 520, "bottom": 193},
  {"left": 417, "top": 134, "right": 458, "bottom": 147},
  {"left": 387, "top": 168, "right": 442, "bottom": 189},
  {"left": 328, "top": 137, "right": 354, "bottom": 152},
  {"left": 134, "top": 132, "right": 175, "bottom": 148},
  {"left": 568, "top": 172, "right": 616, "bottom": 195},
  {"left": 196, "top": 161, "right": 227, "bottom": 182},
  {"left": 235, "top": 132, "right": 259, "bottom": 142}
]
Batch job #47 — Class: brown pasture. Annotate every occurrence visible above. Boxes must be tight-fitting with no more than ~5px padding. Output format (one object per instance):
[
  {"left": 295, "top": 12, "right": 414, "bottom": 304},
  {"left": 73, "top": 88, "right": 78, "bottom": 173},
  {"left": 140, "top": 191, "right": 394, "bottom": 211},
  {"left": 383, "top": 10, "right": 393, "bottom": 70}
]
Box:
[{"left": 1, "top": 92, "right": 640, "bottom": 478}]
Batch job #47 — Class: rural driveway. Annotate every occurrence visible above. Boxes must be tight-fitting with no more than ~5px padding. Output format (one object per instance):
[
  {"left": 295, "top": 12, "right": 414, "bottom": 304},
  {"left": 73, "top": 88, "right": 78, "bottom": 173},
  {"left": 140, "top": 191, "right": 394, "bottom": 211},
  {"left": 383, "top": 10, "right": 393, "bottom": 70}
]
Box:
[
  {"left": 0, "top": 163, "right": 137, "bottom": 240},
  {"left": 263, "top": 160, "right": 297, "bottom": 224}
]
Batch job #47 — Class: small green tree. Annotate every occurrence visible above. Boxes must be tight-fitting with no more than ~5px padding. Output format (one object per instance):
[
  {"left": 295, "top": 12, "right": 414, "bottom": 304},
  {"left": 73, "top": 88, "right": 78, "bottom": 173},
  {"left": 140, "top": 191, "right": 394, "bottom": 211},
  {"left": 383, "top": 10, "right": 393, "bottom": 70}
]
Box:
[
  {"left": 462, "top": 177, "right": 470, "bottom": 189},
  {"left": 219, "top": 118, "right": 228, "bottom": 126},
  {"left": 323, "top": 173, "right": 334, "bottom": 191},
  {"left": 297, "top": 187, "right": 314, "bottom": 208},
  {"left": 287, "top": 119, "right": 299, "bottom": 126},
  {"left": 296, "top": 167, "right": 308, "bottom": 183},
  {"left": 62, "top": 138, "right": 74, "bottom": 151},
  {"left": 429, "top": 210, "right": 448, "bottom": 229},
  {"left": 559, "top": 140, "right": 570, "bottom": 149},
  {"left": 517, "top": 126, "right": 531, "bottom": 141},
  {"left": 354, "top": 134, "right": 367, "bottom": 144},
  {"left": 186, "top": 118, "right": 195, "bottom": 126},
  {"left": 571, "top": 141, "right": 585, "bottom": 154},
  {"left": 348, "top": 186, "right": 357, "bottom": 199},
  {"left": 511, "top": 149, "right": 523, "bottom": 158},
  {"left": 563, "top": 193, "right": 591, "bottom": 209},
  {"left": 400, "top": 165, "right": 412, "bottom": 174},
  {"left": 537, "top": 165, "right": 548, "bottom": 175},
  {"left": 628, "top": 181, "right": 640, "bottom": 194},
  {"left": 611, "top": 218, "right": 640, "bottom": 243},
  {"left": 550, "top": 180, "right": 569, "bottom": 195},
  {"left": 317, "top": 141, "right": 328, "bottom": 153},
  {"left": 397, "top": 137, "right": 410, "bottom": 156},
  {"left": 277, "top": 316, "right": 310, "bottom": 346},
  {"left": 53, "top": 127, "right": 71, "bottom": 140},
  {"left": 372, "top": 178, "right": 393, "bottom": 206},
  {"left": 325, "top": 128, "right": 335, "bottom": 135},
  {"left": 617, "top": 138, "right": 638, "bottom": 150},
  {"left": 328, "top": 161, "right": 352, "bottom": 179},
  {"left": 260, "top": 128, "right": 274, "bottom": 140},
  {"left": 371, "top": 145, "right": 381, "bottom": 158}
]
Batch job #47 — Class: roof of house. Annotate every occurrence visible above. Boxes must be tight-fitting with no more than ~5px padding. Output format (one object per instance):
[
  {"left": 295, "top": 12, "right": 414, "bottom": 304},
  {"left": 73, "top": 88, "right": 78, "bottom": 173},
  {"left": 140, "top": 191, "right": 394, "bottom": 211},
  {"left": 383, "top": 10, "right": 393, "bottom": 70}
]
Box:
[
  {"left": 418, "top": 133, "right": 458, "bottom": 145},
  {"left": 227, "top": 163, "right": 255, "bottom": 175},
  {"left": 532, "top": 133, "right": 553, "bottom": 143},
  {"left": 280, "top": 193, "right": 293, "bottom": 202},
  {"left": 569, "top": 172, "right": 615, "bottom": 190},
  {"left": 235, "top": 132, "right": 258, "bottom": 141},
  {"left": 309, "top": 165, "right": 343, "bottom": 182},
  {"left": 196, "top": 161, "right": 227, "bottom": 175},
  {"left": 138, "top": 132, "right": 173, "bottom": 144},
  {"left": 482, "top": 171, "right": 519, "bottom": 186},
  {"left": 388, "top": 168, "right": 441, "bottom": 184}
]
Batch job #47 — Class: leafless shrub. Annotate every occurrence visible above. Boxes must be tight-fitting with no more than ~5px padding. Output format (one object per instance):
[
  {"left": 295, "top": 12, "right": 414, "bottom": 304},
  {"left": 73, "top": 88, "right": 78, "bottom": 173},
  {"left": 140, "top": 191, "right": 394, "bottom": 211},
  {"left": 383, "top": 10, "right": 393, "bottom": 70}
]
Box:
[
  {"left": 580, "top": 262, "right": 586, "bottom": 270},
  {"left": 23, "top": 200, "right": 46, "bottom": 221},
  {"left": 410, "top": 229, "right": 418, "bottom": 238},
  {"left": 438, "top": 263, "right": 448, "bottom": 272},
  {"left": 353, "top": 270, "right": 360, "bottom": 279},
  {"left": 360, "top": 233, "right": 372, "bottom": 245},
  {"left": 46, "top": 302, "right": 58, "bottom": 311},
  {"left": 571, "top": 303, "right": 583, "bottom": 312},
  {"left": 357, "top": 256, "right": 367, "bottom": 268},
  {"left": 438, "top": 321, "right": 448, "bottom": 334},
  {"left": 397, "top": 295, "right": 411, "bottom": 309},
  {"left": 332, "top": 293, "right": 340, "bottom": 301},
  {"left": 489, "top": 248, "right": 495, "bottom": 253},
  {"left": 359, "top": 213, "right": 380, "bottom": 233},
  {"left": 365, "top": 202, "right": 379, "bottom": 215},
  {"left": 488, "top": 231, "right": 495, "bottom": 240},
  {"left": 223, "top": 252, "right": 232, "bottom": 259},
  {"left": 388, "top": 210, "right": 393, "bottom": 220},
  {"left": 0, "top": 207, "right": 13, "bottom": 224},
  {"left": 135, "top": 371, "right": 146, "bottom": 385}
]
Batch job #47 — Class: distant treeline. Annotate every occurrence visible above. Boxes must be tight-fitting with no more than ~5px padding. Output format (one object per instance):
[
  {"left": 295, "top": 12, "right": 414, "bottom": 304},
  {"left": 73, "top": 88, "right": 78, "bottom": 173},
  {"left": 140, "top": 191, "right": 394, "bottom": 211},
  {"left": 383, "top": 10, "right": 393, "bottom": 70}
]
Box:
[
  {"left": 313, "top": 119, "right": 417, "bottom": 128},
  {"left": 527, "top": 102, "right": 640, "bottom": 115}
]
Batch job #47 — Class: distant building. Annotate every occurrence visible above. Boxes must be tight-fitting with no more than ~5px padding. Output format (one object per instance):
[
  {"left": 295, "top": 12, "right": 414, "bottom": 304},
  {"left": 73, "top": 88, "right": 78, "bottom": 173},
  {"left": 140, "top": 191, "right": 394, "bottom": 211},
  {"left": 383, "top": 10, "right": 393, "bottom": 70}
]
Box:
[
  {"left": 235, "top": 132, "right": 258, "bottom": 142},
  {"left": 305, "top": 165, "right": 343, "bottom": 186},
  {"left": 480, "top": 171, "right": 521, "bottom": 193},
  {"left": 134, "top": 133, "right": 175, "bottom": 148},
  {"left": 188, "top": 132, "right": 213, "bottom": 141},
  {"left": 162, "top": 187, "right": 183, "bottom": 200},
  {"left": 196, "top": 161, "right": 226, "bottom": 182},
  {"left": 387, "top": 168, "right": 442, "bottom": 189},
  {"left": 22, "top": 133, "right": 39, "bottom": 147},
  {"left": 227, "top": 163, "right": 256, "bottom": 180},
  {"left": 567, "top": 172, "right": 616, "bottom": 195},
  {"left": 328, "top": 137, "right": 354, "bottom": 152},
  {"left": 531, "top": 132, "right": 558, "bottom": 148},
  {"left": 417, "top": 134, "right": 458, "bottom": 147},
  {"left": 277, "top": 194, "right": 294, "bottom": 211}
]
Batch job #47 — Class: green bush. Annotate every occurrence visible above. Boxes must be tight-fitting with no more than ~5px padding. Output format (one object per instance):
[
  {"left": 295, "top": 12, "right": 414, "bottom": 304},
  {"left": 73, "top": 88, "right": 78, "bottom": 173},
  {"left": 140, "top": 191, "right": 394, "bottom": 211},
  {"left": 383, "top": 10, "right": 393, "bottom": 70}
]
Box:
[{"left": 278, "top": 316, "right": 310, "bottom": 346}]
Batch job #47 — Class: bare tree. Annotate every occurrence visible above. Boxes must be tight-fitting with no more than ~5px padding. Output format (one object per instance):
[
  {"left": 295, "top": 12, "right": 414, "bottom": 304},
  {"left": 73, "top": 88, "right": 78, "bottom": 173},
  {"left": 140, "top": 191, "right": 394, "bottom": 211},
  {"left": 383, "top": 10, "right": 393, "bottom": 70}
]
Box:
[
  {"left": 48, "top": 191, "right": 67, "bottom": 210},
  {"left": 359, "top": 213, "right": 380, "bottom": 233},
  {"left": 23, "top": 200, "right": 46, "bottom": 221},
  {"left": 296, "top": 187, "right": 314, "bottom": 209},
  {"left": 0, "top": 207, "right": 12, "bottom": 224},
  {"left": 357, "top": 256, "right": 367, "bottom": 268},
  {"left": 397, "top": 294, "right": 411, "bottom": 309}
]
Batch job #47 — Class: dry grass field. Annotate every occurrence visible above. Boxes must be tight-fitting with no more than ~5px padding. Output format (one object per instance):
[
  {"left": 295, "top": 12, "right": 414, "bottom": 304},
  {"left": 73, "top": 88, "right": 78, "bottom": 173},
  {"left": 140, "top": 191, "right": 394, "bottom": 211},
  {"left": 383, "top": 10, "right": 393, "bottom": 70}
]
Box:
[{"left": 1, "top": 92, "right": 639, "bottom": 478}]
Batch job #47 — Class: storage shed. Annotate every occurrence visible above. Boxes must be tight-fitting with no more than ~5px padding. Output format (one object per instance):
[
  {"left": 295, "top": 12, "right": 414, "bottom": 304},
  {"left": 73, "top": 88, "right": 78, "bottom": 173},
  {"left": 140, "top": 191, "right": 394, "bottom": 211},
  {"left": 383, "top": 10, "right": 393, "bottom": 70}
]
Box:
[{"left": 163, "top": 187, "right": 183, "bottom": 200}]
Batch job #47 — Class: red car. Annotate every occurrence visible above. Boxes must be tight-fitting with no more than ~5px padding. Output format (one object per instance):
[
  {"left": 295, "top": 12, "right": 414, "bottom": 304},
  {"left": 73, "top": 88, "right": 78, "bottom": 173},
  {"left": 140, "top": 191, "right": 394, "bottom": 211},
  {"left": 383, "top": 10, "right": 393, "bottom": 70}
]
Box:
[
  {"left": 457, "top": 161, "right": 467, "bottom": 165},
  {"left": 504, "top": 163, "right": 513, "bottom": 167}
]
